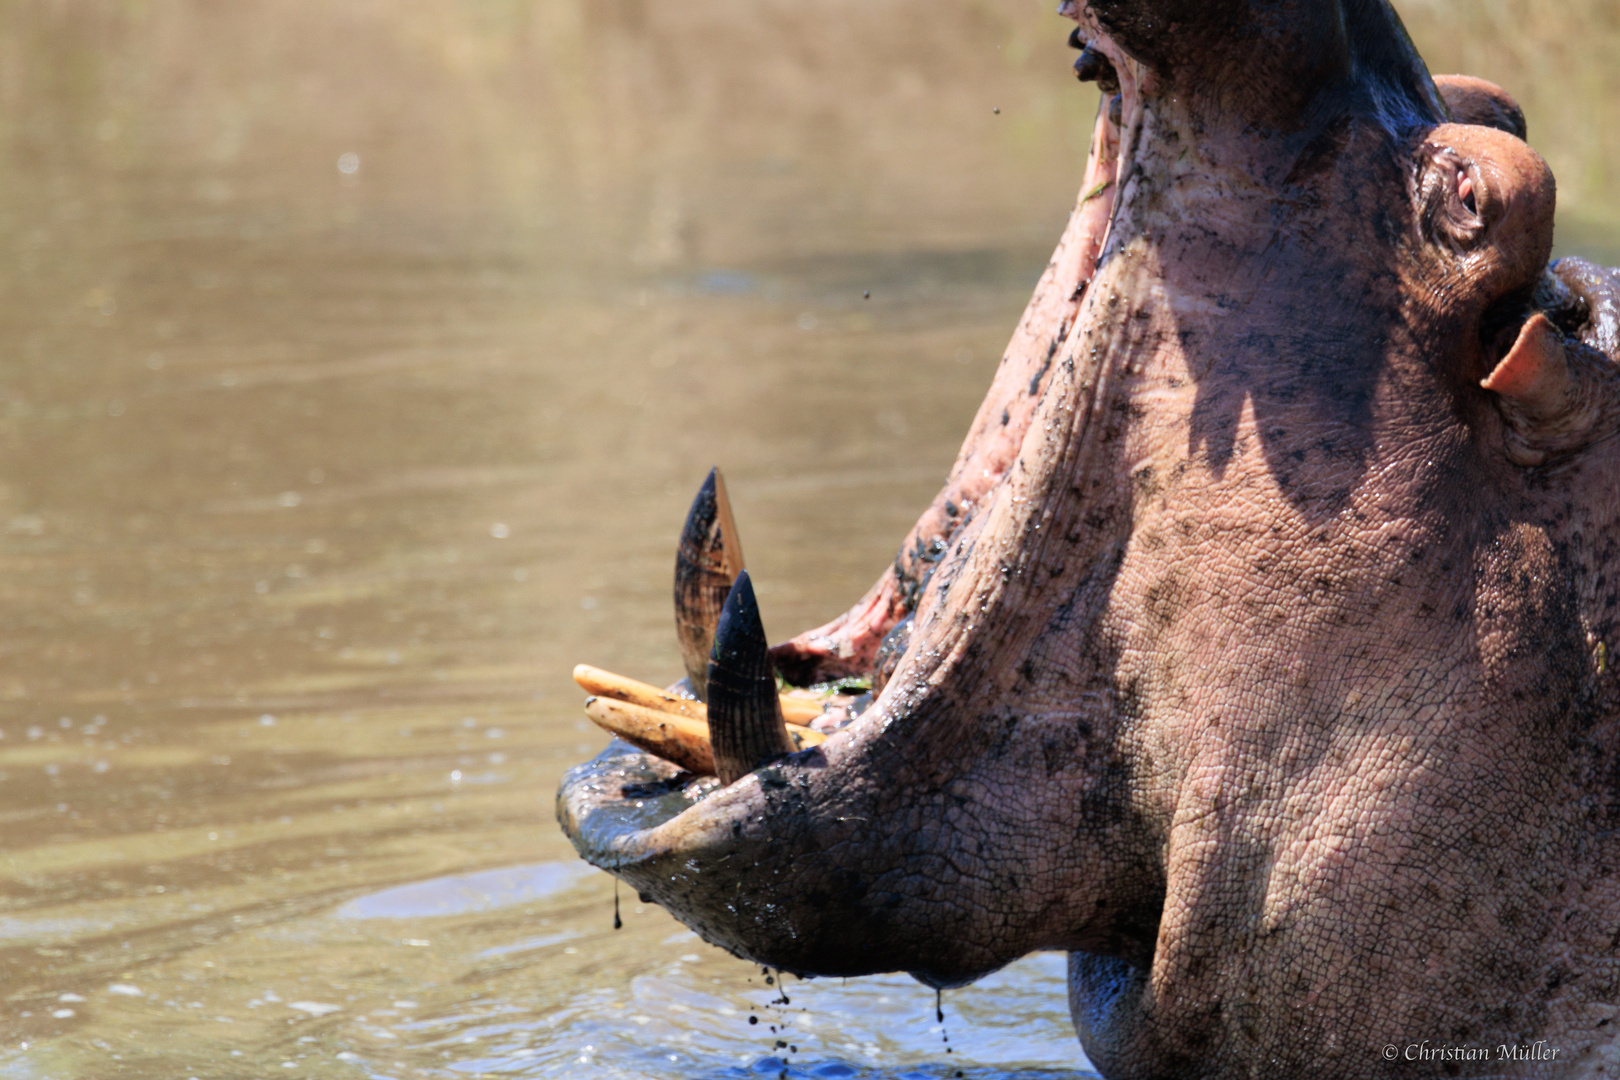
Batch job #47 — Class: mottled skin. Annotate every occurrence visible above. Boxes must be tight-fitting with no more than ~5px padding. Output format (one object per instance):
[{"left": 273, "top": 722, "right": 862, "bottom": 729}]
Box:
[{"left": 559, "top": 1, "right": 1620, "bottom": 1076}]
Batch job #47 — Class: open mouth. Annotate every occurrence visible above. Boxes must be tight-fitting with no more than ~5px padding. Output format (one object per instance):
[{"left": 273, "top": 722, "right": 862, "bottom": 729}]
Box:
[
  {"left": 563, "top": 18, "right": 1146, "bottom": 798},
  {"left": 1062, "top": 12, "right": 1143, "bottom": 297},
  {"left": 555, "top": 20, "right": 1157, "bottom": 985},
  {"left": 557, "top": 469, "right": 887, "bottom": 876}
]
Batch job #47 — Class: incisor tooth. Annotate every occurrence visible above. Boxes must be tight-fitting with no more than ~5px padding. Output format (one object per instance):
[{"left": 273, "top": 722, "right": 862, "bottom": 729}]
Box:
[
  {"left": 584, "top": 696, "right": 715, "bottom": 775},
  {"left": 572, "top": 663, "right": 826, "bottom": 726},
  {"left": 582, "top": 692, "right": 824, "bottom": 778},
  {"left": 573, "top": 664, "right": 704, "bottom": 718}
]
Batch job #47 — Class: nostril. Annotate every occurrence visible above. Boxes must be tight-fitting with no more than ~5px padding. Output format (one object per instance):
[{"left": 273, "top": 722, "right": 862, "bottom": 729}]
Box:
[{"left": 1458, "top": 169, "right": 1477, "bottom": 215}]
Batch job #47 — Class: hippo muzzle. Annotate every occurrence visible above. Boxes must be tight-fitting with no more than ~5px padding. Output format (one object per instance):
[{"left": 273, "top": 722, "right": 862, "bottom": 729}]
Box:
[{"left": 560, "top": 1, "right": 1620, "bottom": 1075}]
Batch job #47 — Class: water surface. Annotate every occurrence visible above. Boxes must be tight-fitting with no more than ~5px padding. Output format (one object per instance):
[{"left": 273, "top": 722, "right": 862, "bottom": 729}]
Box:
[{"left": 0, "top": 2, "right": 1614, "bottom": 1077}]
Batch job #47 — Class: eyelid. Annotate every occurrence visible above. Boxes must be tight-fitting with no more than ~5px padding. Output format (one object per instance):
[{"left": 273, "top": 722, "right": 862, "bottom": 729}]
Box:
[{"left": 1457, "top": 165, "right": 1477, "bottom": 213}]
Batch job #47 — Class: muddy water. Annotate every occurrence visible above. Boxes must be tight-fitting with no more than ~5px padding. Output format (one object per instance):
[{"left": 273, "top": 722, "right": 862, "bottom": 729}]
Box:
[{"left": 0, "top": 3, "right": 1613, "bottom": 1079}]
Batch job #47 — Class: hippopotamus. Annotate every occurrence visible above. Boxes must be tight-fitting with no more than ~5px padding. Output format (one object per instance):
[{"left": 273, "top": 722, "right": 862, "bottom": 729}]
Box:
[{"left": 558, "top": 0, "right": 1620, "bottom": 1074}]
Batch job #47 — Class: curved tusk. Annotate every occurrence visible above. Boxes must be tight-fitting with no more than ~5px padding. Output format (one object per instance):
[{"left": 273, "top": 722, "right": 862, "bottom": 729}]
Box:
[
  {"left": 706, "top": 570, "right": 798, "bottom": 785},
  {"left": 674, "top": 467, "right": 746, "bottom": 700}
]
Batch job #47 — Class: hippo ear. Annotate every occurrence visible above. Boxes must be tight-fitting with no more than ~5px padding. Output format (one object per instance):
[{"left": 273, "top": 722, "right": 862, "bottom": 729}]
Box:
[
  {"left": 1434, "top": 75, "right": 1528, "bottom": 140},
  {"left": 1482, "top": 315, "right": 1570, "bottom": 421},
  {"left": 1482, "top": 313, "right": 1611, "bottom": 465}
]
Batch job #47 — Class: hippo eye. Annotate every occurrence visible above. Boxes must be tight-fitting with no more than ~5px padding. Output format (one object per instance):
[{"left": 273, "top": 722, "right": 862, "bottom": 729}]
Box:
[
  {"left": 1457, "top": 167, "right": 1476, "bottom": 214},
  {"left": 1419, "top": 145, "right": 1487, "bottom": 252}
]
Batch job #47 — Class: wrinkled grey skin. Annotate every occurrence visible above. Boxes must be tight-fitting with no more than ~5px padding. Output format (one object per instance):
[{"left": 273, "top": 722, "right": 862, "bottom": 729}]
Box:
[{"left": 559, "top": 1, "right": 1620, "bottom": 1075}]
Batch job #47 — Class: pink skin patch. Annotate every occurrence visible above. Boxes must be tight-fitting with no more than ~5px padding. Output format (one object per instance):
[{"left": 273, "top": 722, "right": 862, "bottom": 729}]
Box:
[{"left": 769, "top": 97, "right": 1127, "bottom": 685}]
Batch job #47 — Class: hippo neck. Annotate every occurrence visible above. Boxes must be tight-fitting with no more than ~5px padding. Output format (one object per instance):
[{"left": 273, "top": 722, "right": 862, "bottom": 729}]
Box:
[{"left": 892, "top": 106, "right": 1433, "bottom": 722}]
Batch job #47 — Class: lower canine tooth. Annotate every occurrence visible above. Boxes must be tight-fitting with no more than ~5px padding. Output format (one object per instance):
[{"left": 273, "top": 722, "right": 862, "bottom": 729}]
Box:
[
  {"left": 673, "top": 467, "right": 746, "bottom": 700},
  {"left": 706, "top": 570, "right": 797, "bottom": 785}
]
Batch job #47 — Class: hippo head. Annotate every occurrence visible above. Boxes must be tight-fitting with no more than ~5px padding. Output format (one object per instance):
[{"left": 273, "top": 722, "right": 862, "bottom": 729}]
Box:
[{"left": 559, "top": 0, "right": 1620, "bottom": 1073}]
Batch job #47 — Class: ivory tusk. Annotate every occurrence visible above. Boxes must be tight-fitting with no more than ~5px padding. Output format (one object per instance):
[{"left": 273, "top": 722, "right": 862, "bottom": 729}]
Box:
[
  {"left": 584, "top": 696, "right": 715, "bottom": 775},
  {"left": 583, "top": 693, "right": 825, "bottom": 778},
  {"left": 573, "top": 662, "right": 828, "bottom": 727},
  {"left": 776, "top": 692, "right": 833, "bottom": 727},
  {"left": 573, "top": 664, "right": 704, "bottom": 718}
]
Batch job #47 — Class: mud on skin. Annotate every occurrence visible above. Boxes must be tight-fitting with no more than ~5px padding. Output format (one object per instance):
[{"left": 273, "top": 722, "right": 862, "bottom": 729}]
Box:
[{"left": 561, "top": 1, "right": 1620, "bottom": 1077}]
